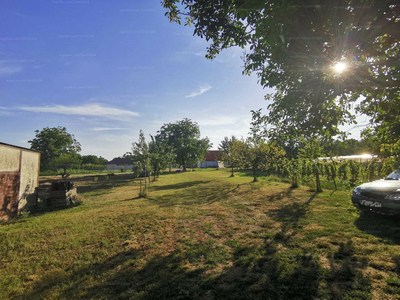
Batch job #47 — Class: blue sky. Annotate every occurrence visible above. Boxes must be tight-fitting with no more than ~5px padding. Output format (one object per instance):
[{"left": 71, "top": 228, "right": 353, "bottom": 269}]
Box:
[{"left": 0, "top": 0, "right": 364, "bottom": 160}]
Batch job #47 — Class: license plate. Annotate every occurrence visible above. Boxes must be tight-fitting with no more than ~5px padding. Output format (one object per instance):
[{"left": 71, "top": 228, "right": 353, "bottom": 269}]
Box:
[{"left": 360, "top": 200, "right": 382, "bottom": 208}]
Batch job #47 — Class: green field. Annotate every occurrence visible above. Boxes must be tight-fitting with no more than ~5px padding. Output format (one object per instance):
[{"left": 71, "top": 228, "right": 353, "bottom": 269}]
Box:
[{"left": 1, "top": 169, "right": 399, "bottom": 299}]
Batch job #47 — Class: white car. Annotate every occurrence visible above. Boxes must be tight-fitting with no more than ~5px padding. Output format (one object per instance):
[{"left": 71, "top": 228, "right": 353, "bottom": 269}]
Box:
[{"left": 352, "top": 170, "right": 400, "bottom": 215}]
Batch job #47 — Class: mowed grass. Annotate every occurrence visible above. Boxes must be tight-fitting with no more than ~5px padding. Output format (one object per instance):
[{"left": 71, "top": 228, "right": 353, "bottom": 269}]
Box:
[{"left": 1, "top": 169, "right": 400, "bottom": 299}]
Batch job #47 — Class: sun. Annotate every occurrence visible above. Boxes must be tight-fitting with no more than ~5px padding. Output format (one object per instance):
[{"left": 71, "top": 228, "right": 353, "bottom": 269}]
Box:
[{"left": 332, "top": 62, "right": 347, "bottom": 74}]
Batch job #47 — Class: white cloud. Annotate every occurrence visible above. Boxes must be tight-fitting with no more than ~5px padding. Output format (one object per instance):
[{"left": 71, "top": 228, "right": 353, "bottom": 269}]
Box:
[
  {"left": 0, "top": 66, "right": 22, "bottom": 76},
  {"left": 20, "top": 103, "right": 139, "bottom": 118},
  {"left": 92, "top": 127, "right": 127, "bottom": 131},
  {"left": 185, "top": 84, "right": 212, "bottom": 98}
]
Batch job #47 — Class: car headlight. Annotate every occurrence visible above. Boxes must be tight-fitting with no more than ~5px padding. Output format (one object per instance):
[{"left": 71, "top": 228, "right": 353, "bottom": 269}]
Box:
[
  {"left": 353, "top": 187, "right": 361, "bottom": 196},
  {"left": 385, "top": 193, "right": 400, "bottom": 201}
]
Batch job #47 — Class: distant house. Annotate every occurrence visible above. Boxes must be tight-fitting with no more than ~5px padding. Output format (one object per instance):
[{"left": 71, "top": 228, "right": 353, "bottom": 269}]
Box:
[
  {"left": 198, "top": 150, "right": 224, "bottom": 168},
  {"left": 106, "top": 157, "right": 134, "bottom": 170},
  {"left": 0, "top": 142, "right": 41, "bottom": 220}
]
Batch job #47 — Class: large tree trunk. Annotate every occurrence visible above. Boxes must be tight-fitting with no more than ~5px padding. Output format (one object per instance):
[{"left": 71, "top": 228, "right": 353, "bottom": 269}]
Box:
[
  {"left": 230, "top": 166, "right": 234, "bottom": 177},
  {"left": 253, "top": 168, "right": 257, "bottom": 182},
  {"left": 62, "top": 167, "right": 67, "bottom": 179}
]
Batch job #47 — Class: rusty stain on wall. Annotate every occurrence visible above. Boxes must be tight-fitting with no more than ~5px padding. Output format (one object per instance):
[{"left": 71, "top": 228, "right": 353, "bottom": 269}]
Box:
[{"left": 0, "top": 173, "right": 20, "bottom": 220}]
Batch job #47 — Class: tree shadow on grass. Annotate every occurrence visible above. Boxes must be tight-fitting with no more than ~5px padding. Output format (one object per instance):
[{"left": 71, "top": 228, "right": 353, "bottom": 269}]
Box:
[
  {"left": 259, "top": 192, "right": 372, "bottom": 299},
  {"left": 264, "top": 186, "right": 295, "bottom": 202},
  {"left": 151, "top": 180, "right": 211, "bottom": 192},
  {"left": 18, "top": 233, "right": 372, "bottom": 300},
  {"left": 76, "top": 176, "right": 135, "bottom": 195},
  {"left": 354, "top": 212, "right": 400, "bottom": 245},
  {"left": 152, "top": 182, "right": 247, "bottom": 207},
  {"left": 15, "top": 187, "right": 373, "bottom": 299},
  {"left": 266, "top": 192, "right": 317, "bottom": 240}
]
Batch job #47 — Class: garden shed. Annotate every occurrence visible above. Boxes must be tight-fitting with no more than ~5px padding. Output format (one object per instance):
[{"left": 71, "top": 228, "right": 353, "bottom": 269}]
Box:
[{"left": 0, "top": 142, "right": 41, "bottom": 220}]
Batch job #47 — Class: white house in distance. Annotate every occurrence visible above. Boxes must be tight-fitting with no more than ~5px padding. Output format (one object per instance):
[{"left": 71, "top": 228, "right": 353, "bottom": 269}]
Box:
[
  {"left": 198, "top": 150, "right": 224, "bottom": 168},
  {"left": 106, "top": 157, "right": 134, "bottom": 171}
]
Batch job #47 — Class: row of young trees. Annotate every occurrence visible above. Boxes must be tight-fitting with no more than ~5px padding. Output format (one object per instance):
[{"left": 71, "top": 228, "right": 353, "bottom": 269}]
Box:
[{"left": 219, "top": 117, "right": 399, "bottom": 192}]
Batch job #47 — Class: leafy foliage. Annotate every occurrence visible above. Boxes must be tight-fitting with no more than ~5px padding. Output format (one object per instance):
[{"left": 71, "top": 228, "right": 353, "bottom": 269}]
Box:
[
  {"left": 28, "top": 126, "right": 81, "bottom": 172},
  {"left": 52, "top": 153, "right": 82, "bottom": 178},
  {"left": 81, "top": 155, "right": 108, "bottom": 166},
  {"left": 218, "top": 136, "right": 239, "bottom": 176},
  {"left": 157, "top": 118, "right": 211, "bottom": 171},
  {"left": 132, "top": 130, "right": 150, "bottom": 176},
  {"left": 148, "top": 135, "right": 174, "bottom": 180},
  {"left": 163, "top": 0, "right": 399, "bottom": 153}
]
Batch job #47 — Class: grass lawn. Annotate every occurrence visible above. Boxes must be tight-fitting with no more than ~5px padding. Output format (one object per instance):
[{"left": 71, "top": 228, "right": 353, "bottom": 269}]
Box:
[{"left": 1, "top": 169, "right": 400, "bottom": 299}]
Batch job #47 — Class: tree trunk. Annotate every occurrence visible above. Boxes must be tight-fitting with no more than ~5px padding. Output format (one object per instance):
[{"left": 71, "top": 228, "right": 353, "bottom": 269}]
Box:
[
  {"left": 62, "top": 167, "right": 67, "bottom": 179},
  {"left": 315, "top": 164, "right": 322, "bottom": 193},
  {"left": 230, "top": 166, "right": 234, "bottom": 177},
  {"left": 253, "top": 168, "right": 257, "bottom": 182},
  {"left": 291, "top": 176, "right": 299, "bottom": 188},
  {"left": 331, "top": 165, "right": 337, "bottom": 190}
]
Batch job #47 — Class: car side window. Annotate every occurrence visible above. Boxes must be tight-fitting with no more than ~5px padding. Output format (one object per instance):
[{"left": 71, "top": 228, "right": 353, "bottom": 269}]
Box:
[{"left": 386, "top": 170, "right": 400, "bottom": 180}]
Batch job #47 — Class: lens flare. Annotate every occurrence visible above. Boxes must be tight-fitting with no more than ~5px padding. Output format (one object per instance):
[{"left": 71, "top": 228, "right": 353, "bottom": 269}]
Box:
[{"left": 332, "top": 62, "right": 347, "bottom": 74}]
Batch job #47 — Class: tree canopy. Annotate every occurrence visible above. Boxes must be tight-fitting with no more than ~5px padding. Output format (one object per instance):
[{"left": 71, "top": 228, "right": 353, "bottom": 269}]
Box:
[
  {"left": 28, "top": 126, "right": 81, "bottom": 172},
  {"left": 148, "top": 134, "right": 174, "bottom": 180},
  {"left": 163, "top": 0, "right": 399, "bottom": 150},
  {"left": 132, "top": 130, "right": 150, "bottom": 176},
  {"left": 157, "top": 118, "right": 211, "bottom": 171},
  {"left": 218, "top": 136, "right": 239, "bottom": 176},
  {"left": 81, "top": 155, "right": 108, "bottom": 166}
]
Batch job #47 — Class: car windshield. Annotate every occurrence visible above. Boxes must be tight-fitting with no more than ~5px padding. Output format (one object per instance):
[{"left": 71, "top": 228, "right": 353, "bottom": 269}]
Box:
[{"left": 385, "top": 170, "right": 400, "bottom": 180}]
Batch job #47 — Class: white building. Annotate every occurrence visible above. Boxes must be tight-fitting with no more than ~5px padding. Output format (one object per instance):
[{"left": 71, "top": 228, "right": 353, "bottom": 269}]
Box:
[{"left": 106, "top": 157, "right": 134, "bottom": 171}]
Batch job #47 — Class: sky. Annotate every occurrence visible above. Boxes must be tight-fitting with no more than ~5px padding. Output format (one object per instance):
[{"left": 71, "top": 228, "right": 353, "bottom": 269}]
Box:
[{"left": 0, "top": 0, "right": 365, "bottom": 160}]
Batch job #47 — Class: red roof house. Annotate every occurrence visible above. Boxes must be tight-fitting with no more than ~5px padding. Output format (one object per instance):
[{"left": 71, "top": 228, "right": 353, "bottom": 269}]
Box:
[{"left": 198, "top": 150, "right": 224, "bottom": 168}]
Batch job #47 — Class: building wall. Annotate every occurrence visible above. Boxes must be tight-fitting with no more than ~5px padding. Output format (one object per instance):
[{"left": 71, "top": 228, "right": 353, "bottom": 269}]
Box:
[
  {"left": 106, "top": 164, "right": 134, "bottom": 170},
  {"left": 0, "top": 146, "right": 20, "bottom": 172},
  {"left": 0, "top": 144, "right": 40, "bottom": 220},
  {"left": 19, "top": 150, "right": 40, "bottom": 209},
  {"left": 198, "top": 161, "right": 219, "bottom": 168}
]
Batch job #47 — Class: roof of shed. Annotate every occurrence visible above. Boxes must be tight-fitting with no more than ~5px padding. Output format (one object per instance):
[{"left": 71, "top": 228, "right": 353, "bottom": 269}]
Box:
[
  {"left": 107, "top": 157, "right": 133, "bottom": 165},
  {"left": 0, "top": 142, "right": 41, "bottom": 153}
]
